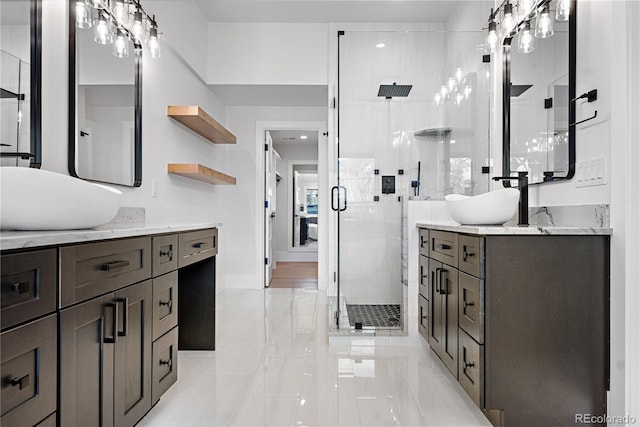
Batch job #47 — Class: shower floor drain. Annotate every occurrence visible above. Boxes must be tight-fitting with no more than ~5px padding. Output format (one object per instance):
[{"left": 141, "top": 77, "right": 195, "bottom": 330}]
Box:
[{"left": 346, "top": 304, "right": 401, "bottom": 328}]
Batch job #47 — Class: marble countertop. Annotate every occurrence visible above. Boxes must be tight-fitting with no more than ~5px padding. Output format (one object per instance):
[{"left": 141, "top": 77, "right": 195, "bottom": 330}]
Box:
[
  {"left": 0, "top": 222, "right": 223, "bottom": 251},
  {"left": 416, "top": 221, "right": 613, "bottom": 236}
]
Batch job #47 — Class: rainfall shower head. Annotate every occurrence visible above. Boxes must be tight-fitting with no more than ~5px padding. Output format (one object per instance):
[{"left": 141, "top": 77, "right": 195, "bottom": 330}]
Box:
[{"left": 378, "top": 82, "right": 413, "bottom": 99}]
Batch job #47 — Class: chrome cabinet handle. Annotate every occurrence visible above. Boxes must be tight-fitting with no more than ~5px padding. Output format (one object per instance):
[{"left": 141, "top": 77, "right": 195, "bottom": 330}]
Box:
[
  {"left": 463, "top": 246, "right": 476, "bottom": 262},
  {"left": 463, "top": 300, "right": 475, "bottom": 309},
  {"left": 160, "top": 358, "right": 172, "bottom": 368},
  {"left": 159, "top": 299, "right": 172, "bottom": 309}
]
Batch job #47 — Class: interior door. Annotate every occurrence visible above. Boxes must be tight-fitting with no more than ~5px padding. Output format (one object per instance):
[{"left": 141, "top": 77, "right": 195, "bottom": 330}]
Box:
[{"left": 264, "top": 131, "right": 275, "bottom": 286}]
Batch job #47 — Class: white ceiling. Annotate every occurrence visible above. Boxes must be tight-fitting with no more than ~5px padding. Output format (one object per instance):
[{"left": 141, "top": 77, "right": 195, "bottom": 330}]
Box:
[
  {"left": 210, "top": 85, "right": 327, "bottom": 107},
  {"left": 194, "top": 0, "right": 458, "bottom": 23},
  {"left": 270, "top": 129, "right": 319, "bottom": 145}
]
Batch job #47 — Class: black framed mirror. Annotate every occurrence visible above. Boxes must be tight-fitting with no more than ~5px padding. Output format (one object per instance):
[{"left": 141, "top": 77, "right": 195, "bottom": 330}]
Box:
[
  {"left": 68, "top": 0, "right": 142, "bottom": 187},
  {"left": 502, "top": 0, "right": 576, "bottom": 184},
  {"left": 0, "top": 0, "right": 42, "bottom": 168}
]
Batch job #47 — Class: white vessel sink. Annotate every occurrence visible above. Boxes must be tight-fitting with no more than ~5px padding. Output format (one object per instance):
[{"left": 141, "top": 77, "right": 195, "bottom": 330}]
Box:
[
  {"left": 1, "top": 167, "right": 122, "bottom": 230},
  {"left": 445, "top": 188, "right": 520, "bottom": 225}
]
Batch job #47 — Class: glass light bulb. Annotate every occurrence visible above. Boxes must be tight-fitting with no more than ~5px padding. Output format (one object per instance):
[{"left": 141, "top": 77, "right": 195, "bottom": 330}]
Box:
[
  {"left": 485, "top": 19, "right": 498, "bottom": 54},
  {"left": 535, "top": 6, "right": 554, "bottom": 38},
  {"left": 113, "top": 1, "right": 127, "bottom": 25},
  {"left": 518, "top": 23, "right": 535, "bottom": 53},
  {"left": 131, "top": 11, "right": 145, "bottom": 42},
  {"left": 456, "top": 93, "right": 464, "bottom": 105},
  {"left": 76, "top": 1, "right": 92, "bottom": 29},
  {"left": 113, "top": 32, "right": 129, "bottom": 58},
  {"left": 464, "top": 85, "right": 472, "bottom": 99},
  {"left": 149, "top": 31, "right": 161, "bottom": 58},
  {"left": 556, "top": 0, "right": 570, "bottom": 21},
  {"left": 440, "top": 85, "right": 448, "bottom": 97},
  {"left": 94, "top": 16, "right": 112, "bottom": 44},
  {"left": 502, "top": 13, "right": 515, "bottom": 36},
  {"left": 434, "top": 93, "right": 441, "bottom": 105},
  {"left": 455, "top": 67, "right": 463, "bottom": 83}
]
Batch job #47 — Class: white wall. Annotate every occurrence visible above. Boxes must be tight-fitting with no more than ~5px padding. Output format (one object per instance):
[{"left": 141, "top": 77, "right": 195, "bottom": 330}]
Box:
[
  {"left": 222, "top": 107, "right": 327, "bottom": 290},
  {"left": 40, "top": 0, "right": 229, "bottom": 290},
  {"left": 207, "top": 23, "right": 328, "bottom": 85}
]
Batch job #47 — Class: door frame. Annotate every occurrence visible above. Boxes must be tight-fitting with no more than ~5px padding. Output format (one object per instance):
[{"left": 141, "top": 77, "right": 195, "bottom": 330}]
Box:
[
  {"left": 287, "top": 159, "right": 319, "bottom": 253},
  {"left": 255, "top": 121, "right": 328, "bottom": 289}
]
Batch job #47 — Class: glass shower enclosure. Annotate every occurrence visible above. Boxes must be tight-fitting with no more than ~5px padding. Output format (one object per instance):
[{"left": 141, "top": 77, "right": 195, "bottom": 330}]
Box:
[{"left": 333, "top": 30, "right": 491, "bottom": 331}]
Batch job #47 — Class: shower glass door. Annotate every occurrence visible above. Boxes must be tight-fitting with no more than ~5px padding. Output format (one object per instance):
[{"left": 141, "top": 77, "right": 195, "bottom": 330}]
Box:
[{"left": 335, "top": 30, "right": 491, "bottom": 330}]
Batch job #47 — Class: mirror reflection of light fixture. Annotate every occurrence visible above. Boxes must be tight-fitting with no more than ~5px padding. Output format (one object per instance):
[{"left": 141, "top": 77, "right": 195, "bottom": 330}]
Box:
[
  {"left": 77, "top": 0, "right": 161, "bottom": 59},
  {"left": 76, "top": 1, "right": 92, "bottom": 28},
  {"left": 535, "top": 4, "right": 554, "bottom": 38},
  {"left": 113, "top": 29, "right": 129, "bottom": 58},
  {"left": 555, "top": 0, "right": 570, "bottom": 21},
  {"left": 94, "top": 13, "right": 112, "bottom": 44},
  {"left": 518, "top": 21, "right": 535, "bottom": 53}
]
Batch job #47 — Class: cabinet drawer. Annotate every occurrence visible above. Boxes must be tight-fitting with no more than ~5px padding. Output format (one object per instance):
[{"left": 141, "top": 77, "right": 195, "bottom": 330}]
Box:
[
  {"left": 418, "top": 295, "right": 428, "bottom": 340},
  {"left": 1, "top": 249, "right": 57, "bottom": 330},
  {"left": 152, "top": 234, "right": 178, "bottom": 277},
  {"left": 419, "top": 228, "right": 429, "bottom": 257},
  {"left": 458, "top": 273, "right": 484, "bottom": 344},
  {"left": 430, "top": 230, "right": 458, "bottom": 267},
  {"left": 419, "top": 255, "right": 429, "bottom": 299},
  {"left": 152, "top": 327, "right": 178, "bottom": 405},
  {"left": 1, "top": 315, "right": 57, "bottom": 427},
  {"left": 459, "top": 235, "right": 484, "bottom": 278},
  {"left": 178, "top": 229, "right": 218, "bottom": 268},
  {"left": 459, "top": 328, "right": 484, "bottom": 408},
  {"left": 60, "top": 237, "right": 152, "bottom": 307},
  {"left": 153, "top": 271, "right": 178, "bottom": 341}
]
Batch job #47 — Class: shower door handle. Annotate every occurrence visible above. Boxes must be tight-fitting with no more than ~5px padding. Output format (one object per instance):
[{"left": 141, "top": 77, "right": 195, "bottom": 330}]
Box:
[
  {"left": 331, "top": 186, "right": 339, "bottom": 211},
  {"left": 339, "top": 186, "right": 347, "bottom": 211}
]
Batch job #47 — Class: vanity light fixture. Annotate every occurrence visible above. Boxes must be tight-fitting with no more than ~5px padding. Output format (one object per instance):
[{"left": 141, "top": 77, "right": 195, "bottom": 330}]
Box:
[
  {"left": 555, "top": 0, "right": 570, "bottom": 21},
  {"left": 77, "top": 0, "right": 161, "bottom": 59},
  {"left": 94, "top": 13, "right": 112, "bottom": 44},
  {"left": 518, "top": 21, "right": 535, "bottom": 53},
  {"left": 148, "top": 19, "right": 161, "bottom": 58},
  {"left": 501, "top": 2, "right": 516, "bottom": 37},
  {"left": 76, "top": 1, "right": 92, "bottom": 29},
  {"left": 484, "top": 9, "right": 499, "bottom": 54},
  {"left": 376, "top": 43, "right": 385, "bottom": 48},
  {"left": 300, "top": 135, "right": 308, "bottom": 140},
  {"left": 113, "top": 28, "right": 129, "bottom": 58},
  {"left": 534, "top": 3, "right": 554, "bottom": 38}
]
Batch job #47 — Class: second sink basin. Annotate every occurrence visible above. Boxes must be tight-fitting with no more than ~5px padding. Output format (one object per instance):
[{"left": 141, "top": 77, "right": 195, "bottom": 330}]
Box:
[{"left": 445, "top": 188, "right": 520, "bottom": 225}]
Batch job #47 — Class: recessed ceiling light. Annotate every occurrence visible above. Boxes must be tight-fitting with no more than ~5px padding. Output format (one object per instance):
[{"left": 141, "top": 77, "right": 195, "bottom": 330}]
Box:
[
  {"left": 300, "top": 135, "right": 308, "bottom": 140},
  {"left": 376, "top": 43, "right": 385, "bottom": 48}
]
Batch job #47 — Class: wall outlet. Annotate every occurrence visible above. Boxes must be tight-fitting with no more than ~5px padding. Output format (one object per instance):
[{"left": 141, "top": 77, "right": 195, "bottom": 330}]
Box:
[
  {"left": 151, "top": 180, "right": 158, "bottom": 198},
  {"left": 576, "top": 158, "right": 606, "bottom": 187}
]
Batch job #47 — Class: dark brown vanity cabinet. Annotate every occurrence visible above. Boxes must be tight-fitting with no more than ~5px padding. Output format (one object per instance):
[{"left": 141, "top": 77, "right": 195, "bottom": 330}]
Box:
[
  {"left": 427, "top": 253, "right": 459, "bottom": 377},
  {"left": 418, "top": 227, "right": 610, "bottom": 426},
  {"left": 1, "top": 249, "right": 58, "bottom": 427},
  {"left": 60, "top": 280, "right": 153, "bottom": 427}
]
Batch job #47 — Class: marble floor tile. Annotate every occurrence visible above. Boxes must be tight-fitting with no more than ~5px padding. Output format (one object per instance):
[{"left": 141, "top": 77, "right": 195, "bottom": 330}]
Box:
[{"left": 139, "top": 289, "right": 490, "bottom": 427}]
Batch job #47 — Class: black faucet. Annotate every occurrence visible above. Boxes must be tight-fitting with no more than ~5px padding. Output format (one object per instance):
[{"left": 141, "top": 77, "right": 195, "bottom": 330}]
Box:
[{"left": 492, "top": 171, "right": 529, "bottom": 227}]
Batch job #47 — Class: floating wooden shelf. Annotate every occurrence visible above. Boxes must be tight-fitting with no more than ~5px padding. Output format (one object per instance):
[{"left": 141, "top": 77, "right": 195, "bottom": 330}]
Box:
[
  {"left": 168, "top": 163, "right": 236, "bottom": 185},
  {"left": 167, "top": 106, "right": 236, "bottom": 144}
]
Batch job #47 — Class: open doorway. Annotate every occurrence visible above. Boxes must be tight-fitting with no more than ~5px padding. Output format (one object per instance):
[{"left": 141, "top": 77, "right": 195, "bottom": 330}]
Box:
[{"left": 264, "top": 128, "right": 321, "bottom": 289}]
